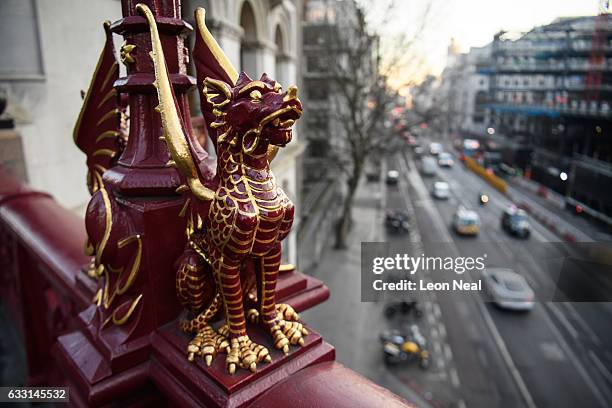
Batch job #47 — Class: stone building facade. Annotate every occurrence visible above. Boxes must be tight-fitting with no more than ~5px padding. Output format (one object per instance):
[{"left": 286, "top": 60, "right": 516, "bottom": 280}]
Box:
[{"left": 0, "top": 0, "right": 304, "bottom": 264}]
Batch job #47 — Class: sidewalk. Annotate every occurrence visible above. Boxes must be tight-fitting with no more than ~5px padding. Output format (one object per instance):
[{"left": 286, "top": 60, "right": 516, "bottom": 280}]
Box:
[{"left": 301, "top": 177, "right": 435, "bottom": 408}]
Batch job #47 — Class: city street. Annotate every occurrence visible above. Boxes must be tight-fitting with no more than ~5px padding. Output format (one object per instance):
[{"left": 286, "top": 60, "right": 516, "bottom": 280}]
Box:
[{"left": 304, "top": 146, "right": 612, "bottom": 408}]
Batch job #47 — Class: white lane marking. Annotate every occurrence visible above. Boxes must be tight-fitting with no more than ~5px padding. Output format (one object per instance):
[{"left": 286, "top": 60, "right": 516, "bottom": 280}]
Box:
[
  {"left": 458, "top": 399, "right": 467, "bottom": 408},
  {"left": 539, "top": 341, "right": 566, "bottom": 362},
  {"left": 438, "top": 323, "right": 447, "bottom": 339},
  {"left": 562, "top": 302, "right": 602, "bottom": 346},
  {"left": 548, "top": 302, "right": 579, "bottom": 340},
  {"left": 540, "top": 301, "right": 609, "bottom": 407},
  {"left": 403, "top": 152, "right": 537, "bottom": 408},
  {"left": 430, "top": 327, "right": 439, "bottom": 340},
  {"left": 433, "top": 303, "right": 442, "bottom": 319},
  {"left": 477, "top": 302, "right": 537, "bottom": 408},
  {"left": 437, "top": 357, "right": 446, "bottom": 370},
  {"left": 433, "top": 341, "right": 442, "bottom": 355},
  {"left": 444, "top": 344, "right": 453, "bottom": 360},
  {"left": 450, "top": 368, "right": 461, "bottom": 388},
  {"left": 589, "top": 350, "right": 612, "bottom": 385},
  {"left": 427, "top": 312, "right": 436, "bottom": 325}
]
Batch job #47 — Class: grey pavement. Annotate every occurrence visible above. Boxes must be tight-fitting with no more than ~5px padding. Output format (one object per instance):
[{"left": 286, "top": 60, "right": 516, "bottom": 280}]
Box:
[{"left": 302, "top": 169, "right": 457, "bottom": 407}]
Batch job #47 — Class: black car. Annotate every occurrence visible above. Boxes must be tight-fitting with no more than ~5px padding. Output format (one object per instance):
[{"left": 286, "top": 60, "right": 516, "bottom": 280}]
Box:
[
  {"left": 386, "top": 170, "right": 399, "bottom": 185},
  {"left": 501, "top": 207, "right": 530, "bottom": 238},
  {"left": 385, "top": 210, "right": 409, "bottom": 234}
]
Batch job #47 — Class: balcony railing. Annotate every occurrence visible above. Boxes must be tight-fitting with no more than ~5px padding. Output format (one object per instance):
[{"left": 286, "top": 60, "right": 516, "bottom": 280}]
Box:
[
  {"left": 486, "top": 101, "right": 612, "bottom": 118},
  {"left": 0, "top": 170, "right": 414, "bottom": 407}
]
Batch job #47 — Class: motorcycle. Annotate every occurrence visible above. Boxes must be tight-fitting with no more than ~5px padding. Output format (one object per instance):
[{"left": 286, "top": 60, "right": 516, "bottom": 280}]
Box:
[
  {"left": 479, "top": 192, "right": 489, "bottom": 205},
  {"left": 380, "top": 326, "right": 430, "bottom": 369}
]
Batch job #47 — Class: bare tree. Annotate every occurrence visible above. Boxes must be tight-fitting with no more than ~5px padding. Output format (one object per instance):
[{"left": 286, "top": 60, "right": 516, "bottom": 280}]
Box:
[{"left": 313, "top": 0, "right": 438, "bottom": 248}]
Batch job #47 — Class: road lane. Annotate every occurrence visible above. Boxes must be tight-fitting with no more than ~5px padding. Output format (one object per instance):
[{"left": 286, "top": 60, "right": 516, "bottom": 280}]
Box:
[
  {"left": 389, "top": 154, "right": 526, "bottom": 408},
  {"left": 397, "top": 149, "right": 610, "bottom": 407}
]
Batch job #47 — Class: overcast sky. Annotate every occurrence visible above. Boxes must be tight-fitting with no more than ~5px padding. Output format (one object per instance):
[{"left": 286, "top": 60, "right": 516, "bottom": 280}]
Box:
[{"left": 370, "top": 0, "right": 602, "bottom": 84}]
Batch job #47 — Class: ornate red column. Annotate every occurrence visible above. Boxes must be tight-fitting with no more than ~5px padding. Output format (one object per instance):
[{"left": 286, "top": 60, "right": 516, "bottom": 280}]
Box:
[
  {"left": 53, "top": 1, "right": 332, "bottom": 406},
  {"left": 104, "top": 0, "right": 191, "bottom": 195}
]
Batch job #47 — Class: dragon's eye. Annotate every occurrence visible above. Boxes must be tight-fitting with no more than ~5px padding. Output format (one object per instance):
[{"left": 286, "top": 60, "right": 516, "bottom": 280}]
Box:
[{"left": 250, "top": 90, "right": 262, "bottom": 101}]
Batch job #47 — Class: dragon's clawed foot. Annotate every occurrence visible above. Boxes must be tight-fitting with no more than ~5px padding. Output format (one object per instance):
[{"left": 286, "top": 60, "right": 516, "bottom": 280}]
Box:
[
  {"left": 276, "top": 303, "right": 300, "bottom": 321},
  {"left": 186, "top": 325, "right": 229, "bottom": 366},
  {"left": 266, "top": 319, "right": 308, "bottom": 353},
  {"left": 226, "top": 335, "right": 271, "bottom": 374},
  {"left": 248, "top": 305, "right": 308, "bottom": 353}
]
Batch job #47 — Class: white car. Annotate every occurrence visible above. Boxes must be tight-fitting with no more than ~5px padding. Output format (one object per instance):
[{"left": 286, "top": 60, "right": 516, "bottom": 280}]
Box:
[
  {"left": 432, "top": 181, "right": 450, "bottom": 200},
  {"left": 438, "top": 152, "right": 454, "bottom": 167},
  {"left": 421, "top": 157, "right": 437, "bottom": 176},
  {"left": 452, "top": 206, "right": 480, "bottom": 235},
  {"left": 483, "top": 268, "right": 535, "bottom": 311},
  {"left": 429, "top": 142, "right": 442, "bottom": 156}
]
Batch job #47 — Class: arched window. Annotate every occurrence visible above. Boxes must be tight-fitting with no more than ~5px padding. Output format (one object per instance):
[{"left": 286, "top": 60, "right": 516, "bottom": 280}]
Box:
[
  {"left": 239, "top": 2, "right": 258, "bottom": 76},
  {"left": 274, "top": 25, "right": 288, "bottom": 86}
]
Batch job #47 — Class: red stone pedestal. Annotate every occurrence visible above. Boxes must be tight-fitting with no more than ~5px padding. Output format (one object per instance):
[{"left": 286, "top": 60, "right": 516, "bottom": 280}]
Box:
[
  {"left": 52, "top": 258, "right": 330, "bottom": 407},
  {"left": 150, "top": 324, "right": 335, "bottom": 408},
  {"left": 53, "top": 316, "right": 333, "bottom": 407}
]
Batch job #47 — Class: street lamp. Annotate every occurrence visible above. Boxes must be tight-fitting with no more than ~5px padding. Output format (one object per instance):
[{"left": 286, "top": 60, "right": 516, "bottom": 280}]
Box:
[
  {"left": 487, "top": 127, "right": 495, "bottom": 135},
  {"left": 560, "top": 172, "right": 568, "bottom": 181}
]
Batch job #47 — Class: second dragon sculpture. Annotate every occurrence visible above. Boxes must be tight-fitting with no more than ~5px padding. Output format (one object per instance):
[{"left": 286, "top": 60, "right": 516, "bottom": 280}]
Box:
[{"left": 138, "top": 5, "right": 306, "bottom": 374}]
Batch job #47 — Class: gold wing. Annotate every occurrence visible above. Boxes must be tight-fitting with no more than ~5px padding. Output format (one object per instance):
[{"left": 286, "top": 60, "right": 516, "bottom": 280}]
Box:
[{"left": 73, "top": 21, "right": 124, "bottom": 194}]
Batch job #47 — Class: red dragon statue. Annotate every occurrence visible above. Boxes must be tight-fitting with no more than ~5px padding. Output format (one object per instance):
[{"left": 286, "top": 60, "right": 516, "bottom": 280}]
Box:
[
  {"left": 139, "top": 5, "right": 307, "bottom": 374},
  {"left": 76, "top": 3, "right": 306, "bottom": 376}
]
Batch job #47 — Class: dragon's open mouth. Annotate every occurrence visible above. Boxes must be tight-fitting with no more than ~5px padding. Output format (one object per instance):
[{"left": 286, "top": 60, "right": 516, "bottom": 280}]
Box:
[{"left": 261, "top": 106, "right": 302, "bottom": 146}]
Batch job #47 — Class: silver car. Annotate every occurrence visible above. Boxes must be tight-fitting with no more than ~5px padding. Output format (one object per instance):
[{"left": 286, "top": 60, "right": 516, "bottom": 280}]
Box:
[
  {"left": 483, "top": 268, "right": 534, "bottom": 311},
  {"left": 432, "top": 181, "right": 450, "bottom": 200}
]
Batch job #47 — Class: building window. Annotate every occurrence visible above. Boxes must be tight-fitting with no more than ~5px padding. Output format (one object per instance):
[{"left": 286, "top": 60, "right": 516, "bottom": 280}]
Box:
[
  {"left": 239, "top": 1, "right": 258, "bottom": 77},
  {"left": 307, "top": 56, "right": 327, "bottom": 72},
  {"left": 0, "top": 0, "right": 44, "bottom": 79},
  {"left": 305, "top": 79, "right": 329, "bottom": 100}
]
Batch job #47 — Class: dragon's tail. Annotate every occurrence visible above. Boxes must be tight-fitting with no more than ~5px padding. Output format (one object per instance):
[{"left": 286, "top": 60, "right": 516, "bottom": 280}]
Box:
[{"left": 180, "top": 292, "right": 222, "bottom": 334}]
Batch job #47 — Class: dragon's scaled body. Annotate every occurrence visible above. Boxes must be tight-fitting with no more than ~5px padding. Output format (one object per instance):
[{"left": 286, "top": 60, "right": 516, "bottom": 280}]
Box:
[
  {"left": 138, "top": 5, "right": 306, "bottom": 374},
  {"left": 77, "top": 4, "right": 306, "bottom": 375}
]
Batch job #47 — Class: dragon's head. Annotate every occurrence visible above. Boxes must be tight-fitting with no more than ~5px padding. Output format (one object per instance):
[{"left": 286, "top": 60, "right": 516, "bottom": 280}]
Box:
[{"left": 204, "top": 72, "right": 302, "bottom": 153}]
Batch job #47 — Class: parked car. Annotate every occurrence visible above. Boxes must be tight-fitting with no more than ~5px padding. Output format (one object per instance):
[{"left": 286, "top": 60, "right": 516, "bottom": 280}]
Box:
[
  {"left": 483, "top": 268, "right": 535, "bottom": 311},
  {"left": 385, "top": 210, "right": 410, "bottom": 234},
  {"left": 421, "top": 157, "right": 437, "bottom": 176},
  {"left": 438, "top": 152, "right": 454, "bottom": 167},
  {"left": 452, "top": 206, "right": 480, "bottom": 236},
  {"left": 429, "top": 142, "right": 442, "bottom": 156},
  {"left": 501, "top": 206, "right": 530, "bottom": 238},
  {"left": 384, "top": 300, "right": 422, "bottom": 319},
  {"left": 366, "top": 170, "right": 380, "bottom": 182},
  {"left": 432, "top": 181, "right": 450, "bottom": 200},
  {"left": 386, "top": 170, "right": 399, "bottom": 185}
]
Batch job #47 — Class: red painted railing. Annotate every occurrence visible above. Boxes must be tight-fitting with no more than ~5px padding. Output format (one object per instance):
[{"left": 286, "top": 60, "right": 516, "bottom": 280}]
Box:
[{"left": 0, "top": 169, "right": 412, "bottom": 407}]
